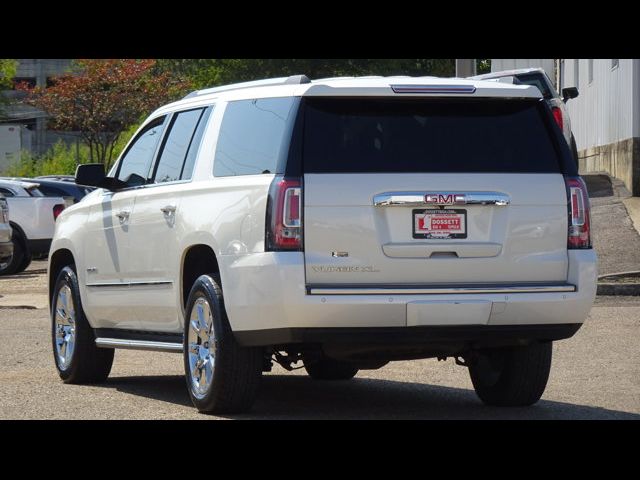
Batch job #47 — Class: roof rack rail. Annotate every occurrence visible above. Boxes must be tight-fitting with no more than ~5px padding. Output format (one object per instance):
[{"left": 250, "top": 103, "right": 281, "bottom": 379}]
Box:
[{"left": 183, "top": 74, "right": 311, "bottom": 99}]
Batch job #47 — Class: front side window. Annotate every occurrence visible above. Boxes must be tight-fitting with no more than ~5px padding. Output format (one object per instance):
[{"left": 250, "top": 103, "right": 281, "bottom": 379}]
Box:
[
  {"left": 213, "top": 97, "right": 298, "bottom": 177},
  {"left": 116, "top": 116, "right": 166, "bottom": 187},
  {"left": 152, "top": 108, "right": 210, "bottom": 184}
]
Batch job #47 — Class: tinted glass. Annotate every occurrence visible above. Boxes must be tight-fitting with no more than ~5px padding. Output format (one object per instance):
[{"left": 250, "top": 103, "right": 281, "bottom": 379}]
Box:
[
  {"left": 180, "top": 107, "right": 211, "bottom": 181},
  {"left": 303, "top": 98, "right": 561, "bottom": 174},
  {"left": 36, "top": 185, "right": 67, "bottom": 197},
  {"left": 214, "top": 97, "right": 297, "bottom": 177},
  {"left": 0, "top": 188, "right": 14, "bottom": 197},
  {"left": 153, "top": 109, "right": 204, "bottom": 184},
  {"left": 515, "top": 72, "right": 553, "bottom": 99},
  {"left": 116, "top": 117, "right": 166, "bottom": 186}
]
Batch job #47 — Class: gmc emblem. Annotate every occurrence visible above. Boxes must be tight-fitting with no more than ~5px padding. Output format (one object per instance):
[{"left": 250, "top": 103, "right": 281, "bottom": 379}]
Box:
[{"left": 425, "top": 193, "right": 466, "bottom": 205}]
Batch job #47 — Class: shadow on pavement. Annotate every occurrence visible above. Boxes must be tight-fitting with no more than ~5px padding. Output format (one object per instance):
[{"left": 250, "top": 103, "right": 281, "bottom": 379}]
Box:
[
  {"left": 101, "top": 373, "right": 639, "bottom": 420},
  {"left": 582, "top": 174, "right": 613, "bottom": 198}
]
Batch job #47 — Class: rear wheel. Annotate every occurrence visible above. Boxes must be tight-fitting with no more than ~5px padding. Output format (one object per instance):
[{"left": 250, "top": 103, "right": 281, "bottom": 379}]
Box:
[
  {"left": 51, "top": 265, "right": 114, "bottom": 383},
  {"left": 304, "top": 355, "right": 359, "bottom": 380},
  {"left": 183, "top": 274, "right": 263, "bottom": 414},
  {"left": 469, "top": 342, "right": 552, "bottom": 407}
]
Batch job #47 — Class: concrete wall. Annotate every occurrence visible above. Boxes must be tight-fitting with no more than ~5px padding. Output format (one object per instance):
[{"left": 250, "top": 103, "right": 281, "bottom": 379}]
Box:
[{"left": 561, "top": 59, "right": 640, "bottom": 195}]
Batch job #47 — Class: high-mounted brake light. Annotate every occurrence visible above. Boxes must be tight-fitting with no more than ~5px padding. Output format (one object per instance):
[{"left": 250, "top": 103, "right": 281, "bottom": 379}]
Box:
[
  {"left": 552, "top": 106, "right": 564, "bottom": 132},
  {"left": 266, "top": 176, "right": 302, "bottom": 251},
  {"left": 53, "top": 204, "right": 65, "bottom": 221},
  {"left": 391, "top": 85, "right": 476, "bottom": 94},
  {"left": 565, "top": 177, "right": 591, "bottom": 249}
]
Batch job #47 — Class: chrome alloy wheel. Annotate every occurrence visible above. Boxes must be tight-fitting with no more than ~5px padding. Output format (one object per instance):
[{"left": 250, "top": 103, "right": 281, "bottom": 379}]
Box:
[
  {"left": 187, "top": 297, "right": 215, "bottom": 399},
  {"left": 54, "top": 285, "right": 76, "bottom": 369}
]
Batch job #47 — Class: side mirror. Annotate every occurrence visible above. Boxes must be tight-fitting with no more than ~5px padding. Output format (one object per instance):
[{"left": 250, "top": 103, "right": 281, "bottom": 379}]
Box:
[
  {"left": 75, "top": 163, "right": 126, "bottom": 190},
  {"left": 562, "top": 87, "right": 579, "bottom": 103}
]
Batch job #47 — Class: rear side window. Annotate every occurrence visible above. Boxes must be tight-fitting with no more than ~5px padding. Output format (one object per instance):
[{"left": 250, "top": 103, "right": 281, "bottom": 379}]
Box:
[
  {"left": 213, "top": 97, "right": 298, "bottom": 177},
  {"left": 303, "top": 98, "right": 562, "bottom": 174},
  {"left": 0, "top": 188, "right": 14, "bottom": 197},
  {"left": 152, "top": 107, "right": 210, "bottom": 184}
]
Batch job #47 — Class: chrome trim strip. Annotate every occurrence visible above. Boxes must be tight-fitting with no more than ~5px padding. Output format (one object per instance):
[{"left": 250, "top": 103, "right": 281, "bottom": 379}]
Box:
[
  {"left": 95, "top": 338, "right": 183, "bottom": 352},
  {"left": 373, "top": 191, "right": 510, "bottom": 207},
  {"left": 86, "top": 281, "right": 173, "bottom": 288},
  {"left": 308, "top": 285, "right": 576, "bottom": 295}
]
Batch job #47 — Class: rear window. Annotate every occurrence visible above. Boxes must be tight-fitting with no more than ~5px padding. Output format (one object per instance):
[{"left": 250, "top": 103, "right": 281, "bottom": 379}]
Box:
[
  {"left": 302, "top": 98, "right": 562, "bottom": 174},
  {"left": 36, "top": 185, "right": 68, "bottom": 197}
]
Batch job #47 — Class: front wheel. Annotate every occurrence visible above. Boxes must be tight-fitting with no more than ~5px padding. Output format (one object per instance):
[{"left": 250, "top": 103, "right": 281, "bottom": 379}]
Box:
[
  {"left": 51, "top": 266, "right": 114, "bottom": 383},
  {"left": 469, "top": 342, "right": 552, "bottom": 407},
  {"left": 183, "top": 275, "right": 263, "bottom": 414}
]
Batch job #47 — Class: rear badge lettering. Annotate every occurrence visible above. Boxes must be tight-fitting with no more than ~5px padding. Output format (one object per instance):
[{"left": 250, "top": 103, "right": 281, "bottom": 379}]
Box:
[{"left": 312, "top": 265, "right": 380, "bottom": 273}]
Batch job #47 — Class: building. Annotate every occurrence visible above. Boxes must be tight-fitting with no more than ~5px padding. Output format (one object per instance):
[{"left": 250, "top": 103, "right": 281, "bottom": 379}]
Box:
[
  {"left": 492, "top": 58, "right": 640, "bottom": 196},
  {"left": 559, "top": 59, "right": 640, "bottom": 195},
  {"left": 0, "top": 59, "right": 80, "bottom": 172}
]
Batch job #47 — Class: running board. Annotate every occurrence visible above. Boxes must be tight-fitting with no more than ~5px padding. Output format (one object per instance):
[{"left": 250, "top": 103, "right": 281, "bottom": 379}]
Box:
[{"left": 95, "top": 338, "right": 183, "bottom": 353}]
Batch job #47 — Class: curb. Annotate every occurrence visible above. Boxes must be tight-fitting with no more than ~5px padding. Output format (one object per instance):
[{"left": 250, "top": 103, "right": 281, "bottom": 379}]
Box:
[{"left": 597, "top": 283, "right": 640, "bottom": 296}]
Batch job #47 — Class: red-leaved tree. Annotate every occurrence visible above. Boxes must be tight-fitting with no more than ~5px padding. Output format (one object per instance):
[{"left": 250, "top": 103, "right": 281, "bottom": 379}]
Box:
[{"left": 20, "top": 59, "right": 191, "bottom": 169}]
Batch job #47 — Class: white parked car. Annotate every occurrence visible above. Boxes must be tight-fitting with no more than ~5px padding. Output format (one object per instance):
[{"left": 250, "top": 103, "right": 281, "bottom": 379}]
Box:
[
  {"left": 0, "top": 180, "right": 68, "bottom": 275},
  {"left": 49, "top": 75, "right": 597, "bottom": 413}
]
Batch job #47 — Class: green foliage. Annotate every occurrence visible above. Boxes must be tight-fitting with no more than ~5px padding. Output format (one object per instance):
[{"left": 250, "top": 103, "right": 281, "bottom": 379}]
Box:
[
  {"left": 4, "top": 140, "right": 91, "bottom": 177},
  {"left": 156, "top": 59, "right": 456, "bottom": 90},
  {"left": 477, "top": 59, "right": 491, "bottom": 74},
  {"left": 3, "top": 121, "right": 143, "bottom": 177},
  {"left": 0, "top": 59, "right": 18, "bottom": 119},
  {"left": 0, "top": 59, "right": 17, "bottom": 89}
]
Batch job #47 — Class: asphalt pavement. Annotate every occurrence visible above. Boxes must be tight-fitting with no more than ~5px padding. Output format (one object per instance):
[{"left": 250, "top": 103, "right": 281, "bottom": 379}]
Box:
[
  {"left": 1, "top": 174, "right": 639, "bottom": 419},
  {"left": 0, "top": 261, "right": 637, "bottom": 419}
]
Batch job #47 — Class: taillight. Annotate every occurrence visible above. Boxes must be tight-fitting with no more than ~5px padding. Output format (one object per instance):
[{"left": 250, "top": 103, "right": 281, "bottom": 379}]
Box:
[
  {"left": 266, "top": 176, "right": 302, "bottom": 251},
  {"left": 53, "top": 204, "right": 65, "bottom": 221},
  {"left": 552, "top": 106, "right": 564, "bottom": 132},
  {"left": 566, "top": 177, "right": 591, "bottom": 249}
]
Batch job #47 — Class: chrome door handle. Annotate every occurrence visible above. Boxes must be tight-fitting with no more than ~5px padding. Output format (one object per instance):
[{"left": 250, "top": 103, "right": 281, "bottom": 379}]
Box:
[
  {"left": 116, "top": 210, "right": 130, "bottom": 221},
  {"left": 161, "top": 205, "right": 176, "bottom": 214}
]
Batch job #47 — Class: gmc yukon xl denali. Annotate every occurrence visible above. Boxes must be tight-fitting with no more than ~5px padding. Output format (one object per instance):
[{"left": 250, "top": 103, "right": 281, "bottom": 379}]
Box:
[{"left": 48, "top": 75, "right": 597, "bottom": 413}]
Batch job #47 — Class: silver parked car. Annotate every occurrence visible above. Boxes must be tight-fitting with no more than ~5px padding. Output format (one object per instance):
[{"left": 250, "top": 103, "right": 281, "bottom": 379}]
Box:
[{"left": 471, "top": 68, "right": 579, "bottom": 164}]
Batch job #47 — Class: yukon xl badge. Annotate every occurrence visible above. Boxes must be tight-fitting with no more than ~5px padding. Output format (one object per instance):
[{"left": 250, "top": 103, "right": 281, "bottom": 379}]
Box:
[{"left": 312, "top": 265, "right": 380, "bottom": 273}]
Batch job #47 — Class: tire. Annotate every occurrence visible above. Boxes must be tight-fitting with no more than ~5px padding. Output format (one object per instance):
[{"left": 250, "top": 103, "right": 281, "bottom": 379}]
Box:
[
  {"left": 13, "top": 247, "right": 32, "bottom": 274},
  {"left": 183, "top": 274, "right": 263, "bottom": 414},
  {"left": 51, "top": 265, "right": 114, "bottom": 383},
  {"left": 571, "top": 134, "right": 579, "bottom": 170},
  {"left": 304, "top": 355, "right": 359, "bottom": 380},
  {"left": 0, "top": 231, "right": 28, "bottom": 275},
  {"left": 469, "top": 342, "right": 552, "bottom": 407}
]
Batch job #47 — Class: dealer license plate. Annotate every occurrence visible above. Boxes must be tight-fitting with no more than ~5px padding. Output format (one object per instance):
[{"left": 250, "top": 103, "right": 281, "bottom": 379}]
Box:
[{"left": 412, "top": 209, "right": 467, "bottom": 239}]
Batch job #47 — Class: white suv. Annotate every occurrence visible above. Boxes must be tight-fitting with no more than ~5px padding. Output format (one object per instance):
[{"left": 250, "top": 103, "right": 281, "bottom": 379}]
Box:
[{"left": 48, "top": 75, "right": 597, "bottom": 413}]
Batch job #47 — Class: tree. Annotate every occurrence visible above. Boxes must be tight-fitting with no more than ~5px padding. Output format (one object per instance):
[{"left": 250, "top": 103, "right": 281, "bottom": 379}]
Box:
[
  {"left": 20, "top": 59, "right": 191, "bottom": 169},
  {"left": 156, "top": 59, "right": 456, "bottom": 90},
  {"left": 0, "top": 59, "right": 18, "bottom": 119}
]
